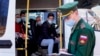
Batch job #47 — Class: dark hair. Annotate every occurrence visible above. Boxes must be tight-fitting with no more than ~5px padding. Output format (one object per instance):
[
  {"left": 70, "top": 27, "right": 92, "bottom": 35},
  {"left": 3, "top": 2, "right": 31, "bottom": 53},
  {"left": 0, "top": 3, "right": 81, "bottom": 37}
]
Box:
[
  {"left": 47, "top": 13, "right": 54, "bottom": 18},
  {"left": 20, "top": 10, "right": 26, "bottom": 16},
  {"left": 16, "top": 14, "right": 19, "bottom": 16}
]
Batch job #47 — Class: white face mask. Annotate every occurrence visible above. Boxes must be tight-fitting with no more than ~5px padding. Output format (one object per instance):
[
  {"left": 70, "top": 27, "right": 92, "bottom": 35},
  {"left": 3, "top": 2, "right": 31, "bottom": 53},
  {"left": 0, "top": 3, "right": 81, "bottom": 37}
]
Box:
[
  {"left": 16, "top": 18, "right": 21, "bottom": 23},
  {"left": 37, "top": 21, "right": 42, "bottom": 25},
  {"left": 21, "top": 17, "right": 26, "bottom": 21},
  {"left": 48, "top": 20, "right": 53, "bottom": 24}
]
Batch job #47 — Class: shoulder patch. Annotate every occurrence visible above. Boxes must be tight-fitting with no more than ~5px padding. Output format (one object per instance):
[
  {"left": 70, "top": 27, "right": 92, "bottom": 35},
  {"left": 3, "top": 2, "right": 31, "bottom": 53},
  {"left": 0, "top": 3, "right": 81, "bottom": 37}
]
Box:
[{"left": 79, "top": 35, "right": 88, "bottom": 45}]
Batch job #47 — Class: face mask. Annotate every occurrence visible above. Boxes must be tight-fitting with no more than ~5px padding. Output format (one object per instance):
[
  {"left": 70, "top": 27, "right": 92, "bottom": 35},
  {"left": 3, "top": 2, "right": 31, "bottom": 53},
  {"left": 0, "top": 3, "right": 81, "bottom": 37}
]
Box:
[
  {"left": 48, "top": 20, "right": 53, "bottom": 24},
  {"left": 16, "top": 18, "right": 21, "bottom": 23},
  {"left": 21, "top": 17, "right": 26, "bottom": 21},
  {"left": 66, "top": 19, "right": 76, "bottom": 27},
  {"left": 37, "top": 21, "right": 42, "bottom": 25}
]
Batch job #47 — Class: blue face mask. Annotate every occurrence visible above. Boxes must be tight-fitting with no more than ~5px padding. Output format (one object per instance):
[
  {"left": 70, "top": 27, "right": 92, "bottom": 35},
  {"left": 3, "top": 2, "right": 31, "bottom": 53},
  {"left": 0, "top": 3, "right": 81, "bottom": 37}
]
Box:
[{"left": 66, "top": 19, "right": 76, "bottom": 27}]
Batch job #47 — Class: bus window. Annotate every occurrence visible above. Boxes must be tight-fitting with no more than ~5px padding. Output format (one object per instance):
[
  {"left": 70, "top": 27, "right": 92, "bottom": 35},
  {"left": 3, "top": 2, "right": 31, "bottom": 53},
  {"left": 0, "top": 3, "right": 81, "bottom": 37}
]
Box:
[
  {"left": 28, "top": 10, "right": 57, "bottom": 24},
  {"left": 0, "top": 0, "right": 9, "bottom": 37}
]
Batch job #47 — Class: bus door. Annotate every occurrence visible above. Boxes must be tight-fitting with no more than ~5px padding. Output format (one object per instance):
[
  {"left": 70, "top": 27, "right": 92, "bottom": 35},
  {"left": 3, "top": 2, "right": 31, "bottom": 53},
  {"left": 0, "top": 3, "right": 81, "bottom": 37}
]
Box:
[{"left": 0, "top": 0, "right": 15, "bottom": 56}]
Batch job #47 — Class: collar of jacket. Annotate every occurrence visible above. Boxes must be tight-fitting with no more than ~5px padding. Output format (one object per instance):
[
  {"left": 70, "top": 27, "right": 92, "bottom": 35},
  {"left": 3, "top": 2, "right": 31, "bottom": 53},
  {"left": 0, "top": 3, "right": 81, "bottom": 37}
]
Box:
[{"left": 71, "top": 18, "right": 84, "bottom": 33}]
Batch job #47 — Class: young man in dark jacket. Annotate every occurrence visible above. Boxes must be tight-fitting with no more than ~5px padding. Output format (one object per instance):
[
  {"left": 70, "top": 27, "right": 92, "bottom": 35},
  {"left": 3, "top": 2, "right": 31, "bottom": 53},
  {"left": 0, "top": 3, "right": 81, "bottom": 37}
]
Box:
[{"left": 40, "top": 13, "right": 58, "bottom": 56}]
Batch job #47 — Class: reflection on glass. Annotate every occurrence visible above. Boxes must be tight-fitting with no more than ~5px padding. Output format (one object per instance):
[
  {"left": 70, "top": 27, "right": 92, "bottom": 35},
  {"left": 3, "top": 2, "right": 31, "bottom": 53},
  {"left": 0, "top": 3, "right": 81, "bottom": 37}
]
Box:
[
  {"left": 0, "top": 0, "right": 9, "bottom": 37},
  {"left": 88, "top": 10, "right": 100, "bottom": 31}
]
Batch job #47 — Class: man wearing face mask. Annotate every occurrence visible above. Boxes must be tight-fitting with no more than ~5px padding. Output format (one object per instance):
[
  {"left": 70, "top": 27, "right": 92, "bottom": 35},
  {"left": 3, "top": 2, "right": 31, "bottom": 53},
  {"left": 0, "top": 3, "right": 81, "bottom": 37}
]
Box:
[
  {"left": 20, "top": 11, "right": 26, "bottom": 33},
  {"left": 15, "top": 14, "right": 25, "bottom": 56},
  {"left": 30, "top": 16, "right": 42, "bottom": 55},
  {"left": 15, "top": 14, "right": 25, "bottom": 39},
  {"left": 58, "top": 1, "right": 95, "bottom": 56},
  {"left": 36, "top": 16, "right": 42, "bottom": 43},
  {"left": 36, "top": 16, "right": 42, "bottom": 26},
  {"left": 40, "top": 13, "right": 58, "bottom": 56},
  {"left": 15, "top": 14, "right": 22, "bottom": 39}
]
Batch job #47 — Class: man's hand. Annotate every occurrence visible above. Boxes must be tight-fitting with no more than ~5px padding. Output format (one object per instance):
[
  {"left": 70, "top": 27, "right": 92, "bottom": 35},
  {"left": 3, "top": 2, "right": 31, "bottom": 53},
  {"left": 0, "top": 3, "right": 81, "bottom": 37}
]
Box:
[
  {"left": 59, "top": 48, "right": 67, "bottom": 52},
  {"left": 59, "top": 49, "right": 73, "bottom": 56},
  {"left": 19, "top": 34, "right": 26, "bottom": 39},
  {"left": 55, "top": 37, "right": 60, "bottom": 42}
]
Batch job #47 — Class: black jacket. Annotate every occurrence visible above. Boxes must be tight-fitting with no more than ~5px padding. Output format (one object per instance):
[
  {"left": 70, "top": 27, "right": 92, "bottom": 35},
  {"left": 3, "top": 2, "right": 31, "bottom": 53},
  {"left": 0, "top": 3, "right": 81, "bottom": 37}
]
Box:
[
  {"left": 41, "top": 21, "right": 58, "bottom": 39},
  {"left": 36, "top": 24, "right": 42, "bottom": 39}
]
